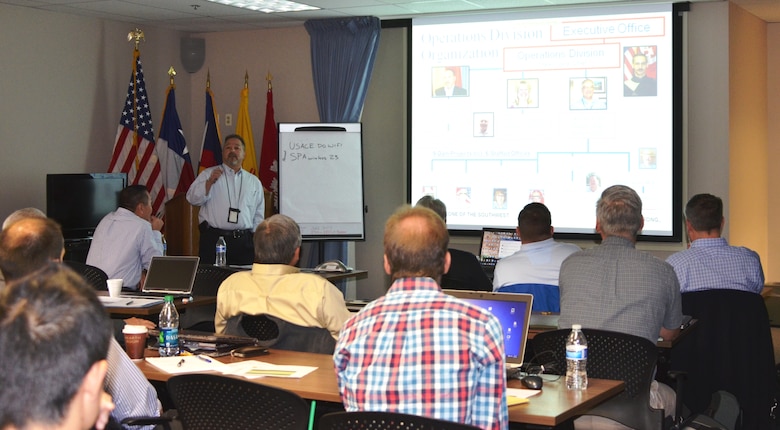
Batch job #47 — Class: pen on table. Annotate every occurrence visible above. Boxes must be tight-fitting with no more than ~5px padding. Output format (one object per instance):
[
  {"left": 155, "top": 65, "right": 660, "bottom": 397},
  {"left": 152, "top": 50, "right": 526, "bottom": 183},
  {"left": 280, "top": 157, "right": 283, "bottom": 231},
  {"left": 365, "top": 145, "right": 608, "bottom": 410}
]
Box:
[
  {"left": 195, "top": 354, "right": 212, "bottom": 363},
  {"left": 125, "top": 300, "right": 134, "bottom": 305},
  {"left": 177, "top": 359, "right": 185, "bottom": 367}
]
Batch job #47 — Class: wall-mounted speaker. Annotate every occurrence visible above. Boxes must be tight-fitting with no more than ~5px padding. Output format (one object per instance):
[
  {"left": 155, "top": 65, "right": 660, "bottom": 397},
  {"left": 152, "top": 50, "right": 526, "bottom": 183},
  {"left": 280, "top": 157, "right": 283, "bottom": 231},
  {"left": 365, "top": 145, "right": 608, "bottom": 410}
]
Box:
[{"left": 180, "top": 38, "right": 205, "bottom": 74}]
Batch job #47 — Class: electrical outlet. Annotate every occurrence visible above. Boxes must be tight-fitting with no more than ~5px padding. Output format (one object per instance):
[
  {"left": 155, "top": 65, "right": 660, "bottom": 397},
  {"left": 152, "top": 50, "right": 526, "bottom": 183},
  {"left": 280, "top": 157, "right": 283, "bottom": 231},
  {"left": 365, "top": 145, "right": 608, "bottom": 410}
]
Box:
[{"left": 225, "top": 113, "right": 233, "bottom": 126}]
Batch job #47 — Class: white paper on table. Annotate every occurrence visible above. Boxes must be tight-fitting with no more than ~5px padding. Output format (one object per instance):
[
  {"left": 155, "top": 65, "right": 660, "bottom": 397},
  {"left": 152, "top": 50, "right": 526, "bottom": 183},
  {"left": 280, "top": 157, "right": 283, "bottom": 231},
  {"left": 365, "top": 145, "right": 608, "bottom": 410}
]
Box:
[
  {"left": 145, "top": 356, "right": 231, "bottom": 374},
  {"left": 98, "top": 296, "right": 163, "bottom": 308},
  {"left": 224, "top": 360, "right": 317, "bottom": 379},
  {"left": 506, "top": 388, "right": 543, "bottom": 399}
]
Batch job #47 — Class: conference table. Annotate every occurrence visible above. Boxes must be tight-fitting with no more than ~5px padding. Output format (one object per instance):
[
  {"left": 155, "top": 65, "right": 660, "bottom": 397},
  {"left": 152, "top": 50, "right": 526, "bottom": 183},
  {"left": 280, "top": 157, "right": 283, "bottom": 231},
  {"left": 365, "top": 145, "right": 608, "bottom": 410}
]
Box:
[
  {"left": 101, "top": 294, "right": 217, "bottom": 317},
  {"left": 136, "top": 348, "right": 624, "bottom": 427},
  {"left": 100, "top": 269, "right": 366, "bottom": 318}
]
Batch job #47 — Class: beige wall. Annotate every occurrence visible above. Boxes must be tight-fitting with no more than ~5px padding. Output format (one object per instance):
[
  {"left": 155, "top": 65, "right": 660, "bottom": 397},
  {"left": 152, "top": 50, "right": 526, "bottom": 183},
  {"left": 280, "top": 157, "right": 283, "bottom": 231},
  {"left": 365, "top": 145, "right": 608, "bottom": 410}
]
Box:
[
  {"left": 768, "top": 23, "right": 780, "bottom": 282},
  {"left": 0, "top": 3, "right": 191, "bottom": 218},
  {"left": 729, "top": 3, "right": 769, "bottom": 268},
  {"left": 1, "top": 2, "right": 779, "bottom": 296},
  {"left": 181, "top": 27, "right": 320, "bottom": 161}
]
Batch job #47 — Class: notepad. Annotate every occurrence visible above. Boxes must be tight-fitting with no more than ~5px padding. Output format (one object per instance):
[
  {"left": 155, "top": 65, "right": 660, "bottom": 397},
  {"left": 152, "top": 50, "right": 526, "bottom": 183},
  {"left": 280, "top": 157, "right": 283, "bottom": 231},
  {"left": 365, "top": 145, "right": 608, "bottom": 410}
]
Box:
[
  {"left": 223, "top": 360, "right": 317, "bottom": 379},
  {"left": 506, "top": 388, "right": 542, "bottom": 407},
  {"left": 99, "top": 296, "right": 163, "bottom": 308},
  {"left": 145, "top": 355, "right": 231, "bottom": 374}
]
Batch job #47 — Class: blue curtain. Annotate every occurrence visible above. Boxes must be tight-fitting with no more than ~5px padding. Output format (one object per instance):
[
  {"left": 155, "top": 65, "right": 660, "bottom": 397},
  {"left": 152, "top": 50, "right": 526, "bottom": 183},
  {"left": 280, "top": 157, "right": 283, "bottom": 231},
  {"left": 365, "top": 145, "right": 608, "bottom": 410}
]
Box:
[
  {"left": 305, "top": 17, "right": 381, "bottom": 122},
  {"left": 303, "top": 17, "right": 381, "bottom": 282}
]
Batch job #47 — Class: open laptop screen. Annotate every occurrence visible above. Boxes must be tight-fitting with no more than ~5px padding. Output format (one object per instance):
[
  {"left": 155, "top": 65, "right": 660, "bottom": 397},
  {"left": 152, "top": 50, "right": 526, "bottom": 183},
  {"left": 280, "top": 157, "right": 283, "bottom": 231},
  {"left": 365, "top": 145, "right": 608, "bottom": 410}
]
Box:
[
  {"left": 478, "top": 228, "right": 521, "bottom": 272},
  {"left": 444, "top": 290, "right": 533, "bottom": 366},
  {"left": 142, "top": 256, "right": 200, "bottom": 295}
]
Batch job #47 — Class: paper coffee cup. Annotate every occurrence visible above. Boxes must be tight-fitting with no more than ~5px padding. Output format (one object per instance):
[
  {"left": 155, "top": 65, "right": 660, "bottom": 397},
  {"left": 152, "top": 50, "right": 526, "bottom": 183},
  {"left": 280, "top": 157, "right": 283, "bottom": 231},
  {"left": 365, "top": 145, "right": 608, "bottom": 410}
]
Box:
[
  {"left": 107, "top": 279, "right": 123, "bottom": 298},
  {"left": 123, "top": 324, "right": 148, "bottom": 360}
]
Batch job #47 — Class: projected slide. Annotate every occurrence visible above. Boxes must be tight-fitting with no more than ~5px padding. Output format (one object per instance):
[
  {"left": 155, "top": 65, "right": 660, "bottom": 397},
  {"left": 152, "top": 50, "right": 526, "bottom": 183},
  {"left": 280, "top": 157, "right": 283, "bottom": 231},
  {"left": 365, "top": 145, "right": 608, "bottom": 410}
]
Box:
[{"left": 411, "top": 4, "right": 676, "bottom": 237}]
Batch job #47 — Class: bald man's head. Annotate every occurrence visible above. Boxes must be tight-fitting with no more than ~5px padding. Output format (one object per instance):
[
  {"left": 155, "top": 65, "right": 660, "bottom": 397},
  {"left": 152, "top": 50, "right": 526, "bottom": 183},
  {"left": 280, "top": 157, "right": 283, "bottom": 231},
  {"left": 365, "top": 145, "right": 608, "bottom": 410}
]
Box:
[
  {"left": 0, "top": 218, "right": 64, "bottom": 282},
  {"left": 2, "top": 207, "right": 46, "bottom": 230}
]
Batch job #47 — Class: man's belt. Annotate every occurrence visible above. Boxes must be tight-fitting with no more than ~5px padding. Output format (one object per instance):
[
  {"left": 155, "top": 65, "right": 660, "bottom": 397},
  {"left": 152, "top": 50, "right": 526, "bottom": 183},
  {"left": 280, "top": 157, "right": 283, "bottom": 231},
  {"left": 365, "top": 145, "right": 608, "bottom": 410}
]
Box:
[{"left": 206, "top": 225, "right": 253, "bottom": 239}]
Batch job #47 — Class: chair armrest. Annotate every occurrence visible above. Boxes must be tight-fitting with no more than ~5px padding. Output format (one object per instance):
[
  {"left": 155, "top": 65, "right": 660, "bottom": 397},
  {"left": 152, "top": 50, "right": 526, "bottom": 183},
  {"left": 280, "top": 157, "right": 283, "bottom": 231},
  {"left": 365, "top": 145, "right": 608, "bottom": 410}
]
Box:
[{"left": 121, "top": 413, "right": 174, "bottom": 430}]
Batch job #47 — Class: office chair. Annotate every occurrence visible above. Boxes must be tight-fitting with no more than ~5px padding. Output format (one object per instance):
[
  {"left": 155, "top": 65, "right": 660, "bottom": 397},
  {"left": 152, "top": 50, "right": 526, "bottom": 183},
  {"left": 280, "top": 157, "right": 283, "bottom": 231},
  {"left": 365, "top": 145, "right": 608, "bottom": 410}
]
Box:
[
  {"left": 124, "top": 373, "right": 310, "bottom": 430},
  {"left": 496, "top": 283, "right": 560, "bottom": 312},
  {"left": 64, "top": 260, "right": 109, "bottom": 291},
  {"left": 318, "top": 411, "right": 480, "bottom": 430},
  {"left": 179, "top": 264, "right": 239, "bottom": 332},
  {"left": 237, "top": 313, "right": 337, "bottom": 354},
  {"left": 532, "top": 328, "right": 674, "bottom": 429},
  {"left": 671, "top": 289, "right": 776, "bottom": 429}
]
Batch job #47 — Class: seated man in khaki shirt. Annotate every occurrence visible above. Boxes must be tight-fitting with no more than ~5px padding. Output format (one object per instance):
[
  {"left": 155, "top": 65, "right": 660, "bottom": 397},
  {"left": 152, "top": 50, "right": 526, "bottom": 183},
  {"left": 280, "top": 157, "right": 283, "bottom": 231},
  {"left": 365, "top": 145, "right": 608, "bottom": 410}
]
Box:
[{"left": 214, "top": 214, "right": 351, "bottom": 339}]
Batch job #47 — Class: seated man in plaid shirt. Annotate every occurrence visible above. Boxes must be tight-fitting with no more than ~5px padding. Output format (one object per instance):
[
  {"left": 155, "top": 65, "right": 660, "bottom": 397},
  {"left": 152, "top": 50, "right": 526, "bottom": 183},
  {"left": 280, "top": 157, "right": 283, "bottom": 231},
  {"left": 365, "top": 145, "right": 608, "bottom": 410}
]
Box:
[{"left": 333, "top": 205, "right": 508, "bottom": 430}]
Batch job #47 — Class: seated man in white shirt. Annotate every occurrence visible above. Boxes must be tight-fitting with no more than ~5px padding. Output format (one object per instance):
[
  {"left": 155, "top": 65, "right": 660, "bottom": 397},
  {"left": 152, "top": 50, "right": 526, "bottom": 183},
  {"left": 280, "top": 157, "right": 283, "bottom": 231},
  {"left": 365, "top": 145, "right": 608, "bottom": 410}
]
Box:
[
  {"left": 492, "top": 203, "right": 580, "bottom": 311},
  {"left": 87, "top": 185, "right": 164, "bottom": 290}
]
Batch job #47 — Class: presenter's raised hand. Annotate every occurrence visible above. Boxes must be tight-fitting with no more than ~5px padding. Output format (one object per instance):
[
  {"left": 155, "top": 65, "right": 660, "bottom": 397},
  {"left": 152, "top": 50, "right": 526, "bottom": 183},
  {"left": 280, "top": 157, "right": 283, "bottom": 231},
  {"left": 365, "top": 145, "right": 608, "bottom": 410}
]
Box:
[{"left": 205, "top": 168, "right": 223, "bottom": 193}]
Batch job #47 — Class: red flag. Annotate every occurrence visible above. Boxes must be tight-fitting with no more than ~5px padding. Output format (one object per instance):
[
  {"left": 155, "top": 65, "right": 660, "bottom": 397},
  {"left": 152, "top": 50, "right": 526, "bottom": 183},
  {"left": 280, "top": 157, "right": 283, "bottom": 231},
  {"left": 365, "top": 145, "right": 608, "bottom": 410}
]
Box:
[
  {"left": 259, "top": 79, "right": 278, "bottom": 213},
  {"left": 109, "top": 49, "right": 166, "bottom": 215},
  {"left": 199, "top": 86, "right": 222, "bottom": 172}
]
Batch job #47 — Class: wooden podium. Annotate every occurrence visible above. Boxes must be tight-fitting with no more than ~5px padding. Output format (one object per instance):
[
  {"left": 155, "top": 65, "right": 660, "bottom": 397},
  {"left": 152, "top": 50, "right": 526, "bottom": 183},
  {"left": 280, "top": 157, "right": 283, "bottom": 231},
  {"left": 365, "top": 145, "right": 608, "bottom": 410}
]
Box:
[{"left": 164, "top": 194, "right": 199, "bottom": 256}]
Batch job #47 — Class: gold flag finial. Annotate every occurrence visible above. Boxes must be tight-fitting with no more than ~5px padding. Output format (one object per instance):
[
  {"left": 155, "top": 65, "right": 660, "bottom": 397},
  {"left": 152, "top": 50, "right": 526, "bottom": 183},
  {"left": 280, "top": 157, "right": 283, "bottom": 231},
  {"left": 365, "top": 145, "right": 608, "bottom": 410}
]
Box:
[
  {"left": 127, "top": 28, "right": 145, "bottom": 50},
  {"left": 244, "top": 70, "right": 249, "bottom": 89},
  {"left": 168, "top": 66, "right": 177, "bottom": 86},
  {"left": 266, "top": 71, "right": 273, "bottom": 91},
  {"left": 207, "top": 70, "right": 211, "bottom": 89}
]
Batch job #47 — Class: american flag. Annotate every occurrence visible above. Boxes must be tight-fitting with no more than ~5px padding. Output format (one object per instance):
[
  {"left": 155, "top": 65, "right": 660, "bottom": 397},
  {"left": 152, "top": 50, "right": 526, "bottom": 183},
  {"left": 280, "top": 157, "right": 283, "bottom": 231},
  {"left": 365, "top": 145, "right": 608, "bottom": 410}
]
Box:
[{"left": 109, "top": 49, "right": 166, "bottom": 214}]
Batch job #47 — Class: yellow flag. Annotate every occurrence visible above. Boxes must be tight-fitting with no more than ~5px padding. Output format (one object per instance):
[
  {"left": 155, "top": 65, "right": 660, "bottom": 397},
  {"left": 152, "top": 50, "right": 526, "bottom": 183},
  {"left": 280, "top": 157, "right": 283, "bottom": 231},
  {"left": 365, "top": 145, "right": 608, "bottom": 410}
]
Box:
[{"left": 237, "top": 86, "right": 258, "bottom": 175}]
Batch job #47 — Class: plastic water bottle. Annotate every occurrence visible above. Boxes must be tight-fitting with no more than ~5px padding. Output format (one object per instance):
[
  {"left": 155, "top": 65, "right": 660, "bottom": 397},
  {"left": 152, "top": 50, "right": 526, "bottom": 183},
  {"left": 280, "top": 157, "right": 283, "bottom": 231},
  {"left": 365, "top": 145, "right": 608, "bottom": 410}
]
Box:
[
  {"left": 215, "top": 236, "right": 227, "bottom": 266},
  {"left": 161, "top": 234, "right": 167, "bottom": 256},
  {"left": 565, "top": 324, "right": 588, "bottom": 390},
  {"left": 158, "top": 295, "right": 180, "bottom": 357}
]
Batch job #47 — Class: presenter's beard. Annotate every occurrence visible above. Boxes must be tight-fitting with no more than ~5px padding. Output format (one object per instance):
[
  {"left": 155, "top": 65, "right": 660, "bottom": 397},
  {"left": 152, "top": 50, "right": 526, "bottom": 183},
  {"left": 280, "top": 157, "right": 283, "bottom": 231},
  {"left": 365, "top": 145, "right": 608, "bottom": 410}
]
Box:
[{"left": 226, "top": 154, "right": 240, "bottom": 168}]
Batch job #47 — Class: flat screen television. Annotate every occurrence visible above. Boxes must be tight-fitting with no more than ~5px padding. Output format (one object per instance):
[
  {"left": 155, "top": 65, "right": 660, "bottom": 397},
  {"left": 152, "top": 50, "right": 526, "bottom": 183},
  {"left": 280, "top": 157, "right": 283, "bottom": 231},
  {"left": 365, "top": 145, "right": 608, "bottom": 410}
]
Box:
[{"left": 46, "top": 173, "right": 127, "bottom": 240}]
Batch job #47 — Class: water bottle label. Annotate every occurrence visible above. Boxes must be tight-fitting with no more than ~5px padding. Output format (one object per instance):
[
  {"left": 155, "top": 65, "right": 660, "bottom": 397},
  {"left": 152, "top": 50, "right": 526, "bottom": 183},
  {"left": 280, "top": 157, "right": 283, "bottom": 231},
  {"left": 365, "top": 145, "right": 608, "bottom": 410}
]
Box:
[
  {"left": 216, "top": 245, "right": 226, "bottom": 253},
  {"left": 566, "top": 345, "right": 587, "bottom": 360},
  {"left": 161, "top": 327, "right": 179, "bottom": 347}
]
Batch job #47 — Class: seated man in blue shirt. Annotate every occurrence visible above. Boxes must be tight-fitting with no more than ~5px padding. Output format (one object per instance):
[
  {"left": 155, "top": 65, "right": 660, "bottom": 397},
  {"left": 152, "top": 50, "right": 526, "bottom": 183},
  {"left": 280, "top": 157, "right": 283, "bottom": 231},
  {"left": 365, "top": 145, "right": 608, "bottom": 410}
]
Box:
[
  {"left": 666, "top": 193, "right": 764, "bottom": 294},
  {"left": 87, "top": 185, "right": 164, "bottom": 290}
]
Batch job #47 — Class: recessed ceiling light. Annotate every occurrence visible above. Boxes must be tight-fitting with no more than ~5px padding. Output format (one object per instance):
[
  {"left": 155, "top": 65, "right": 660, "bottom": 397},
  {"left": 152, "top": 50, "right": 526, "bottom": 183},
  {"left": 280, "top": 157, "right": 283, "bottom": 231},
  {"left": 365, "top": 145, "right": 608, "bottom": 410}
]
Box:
[{"left": 206, "top": 0, "right": 319, "bottom": 13}]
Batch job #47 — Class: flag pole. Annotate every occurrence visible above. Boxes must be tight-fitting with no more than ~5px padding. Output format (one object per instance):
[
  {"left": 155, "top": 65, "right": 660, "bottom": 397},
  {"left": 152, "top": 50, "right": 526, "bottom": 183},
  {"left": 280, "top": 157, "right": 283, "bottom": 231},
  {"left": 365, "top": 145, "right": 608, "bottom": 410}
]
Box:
[
  {"left": 128, "top": 28, "right": 145, "bottom": 177},
  {"left": 168, "top": 66, "right": 176, "bottom": 87}
]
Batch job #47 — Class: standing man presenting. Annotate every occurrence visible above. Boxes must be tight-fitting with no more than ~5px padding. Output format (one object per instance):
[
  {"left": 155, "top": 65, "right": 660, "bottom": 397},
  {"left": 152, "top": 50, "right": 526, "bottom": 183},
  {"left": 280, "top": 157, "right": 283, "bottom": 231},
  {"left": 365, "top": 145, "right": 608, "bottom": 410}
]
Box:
[{"left": 187, "top": 134, "right": 265, "bottom": 265}]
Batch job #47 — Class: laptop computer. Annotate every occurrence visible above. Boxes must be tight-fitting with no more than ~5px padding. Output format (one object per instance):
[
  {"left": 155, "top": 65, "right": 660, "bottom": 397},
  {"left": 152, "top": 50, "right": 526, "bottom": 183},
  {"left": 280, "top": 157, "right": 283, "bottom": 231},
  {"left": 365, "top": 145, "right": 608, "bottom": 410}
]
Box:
[
  {"left": 124, "top": 256, "right": 200, "bottom": 298},
  {"left": 478, "top": 227, "right": 521, "bottom": 276},
  {"left": 444, "top": 289, "right": 534, "bottom": 368}
]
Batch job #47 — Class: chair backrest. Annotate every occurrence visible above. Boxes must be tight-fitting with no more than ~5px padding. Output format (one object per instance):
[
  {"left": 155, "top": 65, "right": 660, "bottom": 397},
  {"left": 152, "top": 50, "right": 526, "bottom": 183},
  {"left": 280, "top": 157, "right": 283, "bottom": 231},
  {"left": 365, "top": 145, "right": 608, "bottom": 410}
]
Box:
[
  {"left": 191, "top": 264, "right": 239, "bottom": 296},
  {"left": 64, "top": 260, "right": 109, "bottom": 291},
  {"left": 496, "top": 283, "right": 560, "bottom": 312},
  {"left": 532, "top": 328, "right": 663, "bottom": 429},
  {"left": 672, "top": 289, "right": 776, "bottom": 430},
  {"left": 318, "top": 411, "right": 481, "bottom": 430},
  {"left": 180, "top": 264, "right": 239, "bottom": 331},
  {"left": 234, "top": 313, "right": 336, "bottom": 354},
  {"left": 167, "top": 373, "right": 310, "bottom": 430}
]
